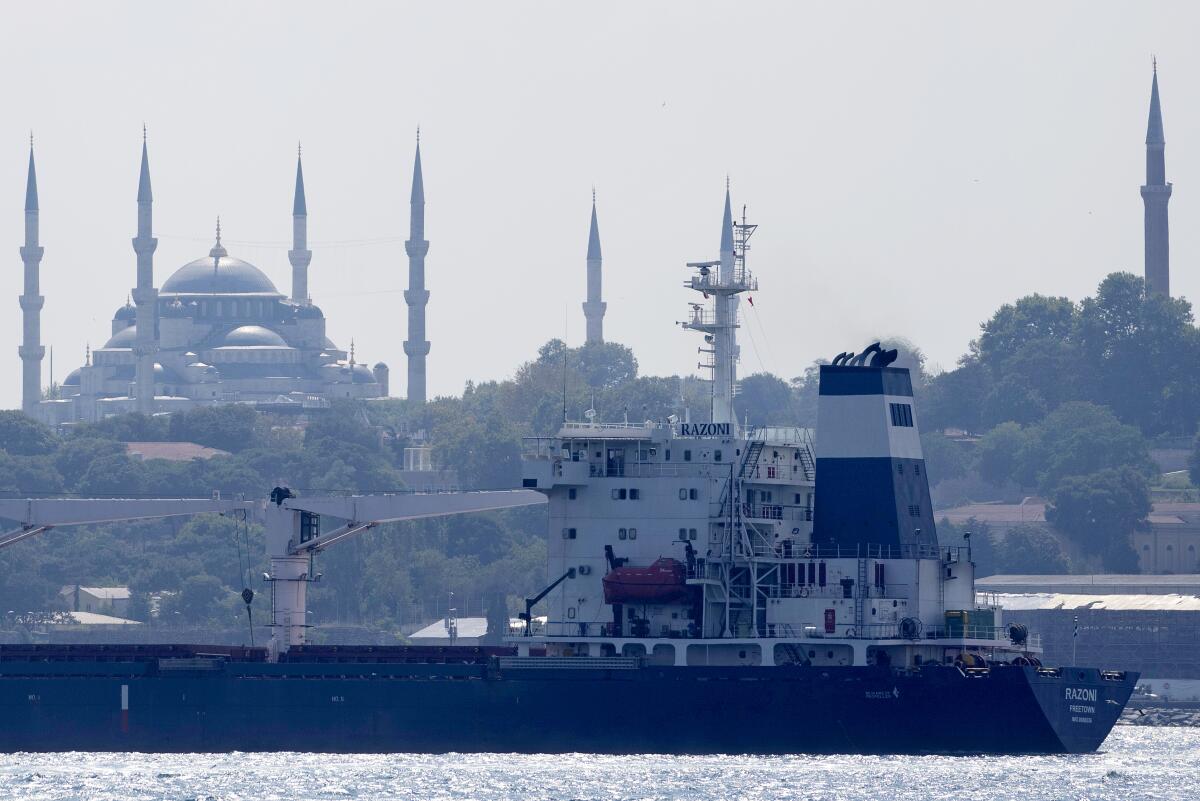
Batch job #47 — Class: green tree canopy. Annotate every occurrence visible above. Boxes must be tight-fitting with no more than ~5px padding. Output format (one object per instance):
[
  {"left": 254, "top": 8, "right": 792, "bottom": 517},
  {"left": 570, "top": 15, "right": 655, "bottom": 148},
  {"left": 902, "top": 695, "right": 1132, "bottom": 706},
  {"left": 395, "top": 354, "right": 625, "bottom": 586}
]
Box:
[{"left": 1046, "top": 467, "right": 1149, "bottom": 571}]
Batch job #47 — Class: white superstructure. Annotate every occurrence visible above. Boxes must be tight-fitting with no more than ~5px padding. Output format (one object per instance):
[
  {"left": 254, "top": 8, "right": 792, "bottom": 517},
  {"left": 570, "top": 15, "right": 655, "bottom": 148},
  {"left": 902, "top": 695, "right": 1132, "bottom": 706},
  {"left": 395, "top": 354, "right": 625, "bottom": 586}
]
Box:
[{"left": 520, "top": 193, "right": 1037, "bottom": 670}]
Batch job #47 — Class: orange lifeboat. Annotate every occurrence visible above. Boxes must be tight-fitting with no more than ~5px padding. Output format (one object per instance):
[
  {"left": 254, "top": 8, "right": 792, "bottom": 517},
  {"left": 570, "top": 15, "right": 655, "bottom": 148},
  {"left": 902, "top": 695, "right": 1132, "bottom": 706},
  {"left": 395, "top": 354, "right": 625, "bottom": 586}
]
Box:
[{"left": 602, "top": 558, "right": 690, "bottom": 604}]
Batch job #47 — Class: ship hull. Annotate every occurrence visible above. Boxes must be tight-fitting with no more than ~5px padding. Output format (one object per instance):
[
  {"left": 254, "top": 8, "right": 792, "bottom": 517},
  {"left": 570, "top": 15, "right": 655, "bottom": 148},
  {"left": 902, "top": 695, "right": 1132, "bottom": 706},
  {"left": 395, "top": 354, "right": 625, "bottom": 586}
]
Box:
[{"left": 0, "top": 657, "right": 1135, "bottom": 754}]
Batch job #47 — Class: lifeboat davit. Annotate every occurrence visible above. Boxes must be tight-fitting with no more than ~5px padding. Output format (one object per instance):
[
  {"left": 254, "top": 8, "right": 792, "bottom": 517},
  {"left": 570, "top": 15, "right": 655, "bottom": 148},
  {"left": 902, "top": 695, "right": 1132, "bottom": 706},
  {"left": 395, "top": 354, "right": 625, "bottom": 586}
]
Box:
[{"left": 602, "top": 558, "right": 690, "bottom": 604}]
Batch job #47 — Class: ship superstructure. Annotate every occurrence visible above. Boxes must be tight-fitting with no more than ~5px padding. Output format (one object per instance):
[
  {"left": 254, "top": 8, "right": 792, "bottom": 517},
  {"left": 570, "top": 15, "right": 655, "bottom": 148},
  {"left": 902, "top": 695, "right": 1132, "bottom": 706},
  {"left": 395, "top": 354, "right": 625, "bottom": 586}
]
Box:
[{"left": 521, "top": 192, "right": 1036, "bottom": 671}]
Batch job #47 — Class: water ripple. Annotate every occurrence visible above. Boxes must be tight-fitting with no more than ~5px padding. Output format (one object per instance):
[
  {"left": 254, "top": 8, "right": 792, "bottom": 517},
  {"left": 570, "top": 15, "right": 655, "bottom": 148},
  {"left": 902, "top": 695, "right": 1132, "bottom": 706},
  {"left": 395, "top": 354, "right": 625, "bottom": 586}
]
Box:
[{"left": 0, "top": 728, "right": 1197, "bottom": 801}]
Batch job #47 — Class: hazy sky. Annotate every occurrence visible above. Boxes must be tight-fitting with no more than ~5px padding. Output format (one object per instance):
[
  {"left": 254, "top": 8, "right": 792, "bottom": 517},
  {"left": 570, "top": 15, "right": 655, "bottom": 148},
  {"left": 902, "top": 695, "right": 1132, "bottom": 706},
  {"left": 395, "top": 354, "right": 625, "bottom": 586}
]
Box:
[{"left": 1, "top": 2, "right": 1196, "bottom": 409}]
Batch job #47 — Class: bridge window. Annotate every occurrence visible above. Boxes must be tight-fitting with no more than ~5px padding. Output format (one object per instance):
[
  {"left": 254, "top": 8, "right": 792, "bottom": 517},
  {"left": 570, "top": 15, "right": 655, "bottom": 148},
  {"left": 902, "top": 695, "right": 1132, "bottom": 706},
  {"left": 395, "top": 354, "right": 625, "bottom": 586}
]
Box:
[
  {"left": 689, "top": 489, "right": 699, "bottom": 500},
  {"left": 684, "top": 450, "right": 692, "bottom": 462},
  {"left": 908, "top": 504, "right": 921, "bottom": 517},
  {"left": 714, "top": 450, "right": 722, "bottom": 462},
  {"left": 618, "top": 528, "right": 627, "bottom": 540},
  {"left": 688, "top": 528, "right": 697, "bottom": 540},
  {"left": 679, "top": 489, "right": 688, "bottom": 500},
  {"left": 568, "top": 488, "right": 577, "bottom": 500},
  {"left": 629, "top": 528, "right": 638, "bottom": 540},
  {"left": 562, "top": 528, "right": 577, "bottom": 539},
  {"left": 629, "top": 488, "right": 640, "bottom": 500},
  {"left": 889, "top": 403, "right": 914, "bottom": 427}
]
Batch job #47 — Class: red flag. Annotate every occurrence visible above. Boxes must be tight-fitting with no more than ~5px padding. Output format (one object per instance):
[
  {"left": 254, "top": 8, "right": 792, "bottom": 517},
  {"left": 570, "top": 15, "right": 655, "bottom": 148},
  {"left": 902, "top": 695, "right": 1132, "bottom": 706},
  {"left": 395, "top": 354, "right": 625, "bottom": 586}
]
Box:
[{"left": 747, "top": 296, "right": 755, "bottom": 307}]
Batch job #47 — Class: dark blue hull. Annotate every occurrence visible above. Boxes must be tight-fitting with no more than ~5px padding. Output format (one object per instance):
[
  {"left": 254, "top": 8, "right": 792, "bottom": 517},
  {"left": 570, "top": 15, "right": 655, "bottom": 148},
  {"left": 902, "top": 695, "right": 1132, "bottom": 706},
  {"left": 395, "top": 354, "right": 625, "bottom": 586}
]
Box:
[{"left": 0, "top": 653, "right": 1136, "bottom": 754}]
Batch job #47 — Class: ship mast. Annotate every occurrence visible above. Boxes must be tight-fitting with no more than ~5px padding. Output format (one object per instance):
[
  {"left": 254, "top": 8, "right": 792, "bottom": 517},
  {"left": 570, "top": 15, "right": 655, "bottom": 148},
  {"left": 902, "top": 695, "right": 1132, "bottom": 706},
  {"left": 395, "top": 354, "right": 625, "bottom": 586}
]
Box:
[{"left": 681, "top": 186, "right": 757, "bottom": 426}]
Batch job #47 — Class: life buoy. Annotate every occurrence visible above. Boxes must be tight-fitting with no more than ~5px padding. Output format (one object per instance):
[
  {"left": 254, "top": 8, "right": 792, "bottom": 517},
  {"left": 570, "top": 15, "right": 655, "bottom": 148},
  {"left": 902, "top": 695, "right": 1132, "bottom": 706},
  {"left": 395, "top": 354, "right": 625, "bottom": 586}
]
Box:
[
  {"left": 844, "top": 627, "right": 856, "bottom": 638},
  {"left": 802, "top": 546, "right": 814, "bottom": 559},
  {"left": 798, "top": 586, "right": 810, "bottom": 598}
]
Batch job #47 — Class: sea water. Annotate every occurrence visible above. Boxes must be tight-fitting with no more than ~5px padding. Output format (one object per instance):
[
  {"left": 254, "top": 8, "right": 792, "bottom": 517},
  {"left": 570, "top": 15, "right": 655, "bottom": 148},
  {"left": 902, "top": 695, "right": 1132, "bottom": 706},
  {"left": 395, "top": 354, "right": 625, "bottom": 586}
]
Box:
[{"left": 0, "top": 728, "right": 1196, "bottom": 801}]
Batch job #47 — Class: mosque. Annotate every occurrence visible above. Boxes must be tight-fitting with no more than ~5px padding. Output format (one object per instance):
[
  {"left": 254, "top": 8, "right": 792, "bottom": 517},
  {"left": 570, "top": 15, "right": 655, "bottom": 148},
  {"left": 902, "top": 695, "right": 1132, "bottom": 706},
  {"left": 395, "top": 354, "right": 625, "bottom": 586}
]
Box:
[{"left": 18, "top": 134, "right": 433, "bottom": 424}]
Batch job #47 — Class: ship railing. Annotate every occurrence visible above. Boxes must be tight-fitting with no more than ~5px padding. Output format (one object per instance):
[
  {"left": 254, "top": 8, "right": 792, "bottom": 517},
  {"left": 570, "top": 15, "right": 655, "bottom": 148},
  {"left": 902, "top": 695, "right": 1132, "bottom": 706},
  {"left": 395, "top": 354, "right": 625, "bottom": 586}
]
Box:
[
  {"left": 588, "top": 462, "right": 705, "bottom": 478},
  {"left": 559, "top": 421, "right": 660, "bottom": 432},
  {"left": 764, "top": 584, "right": 904, "bottom": 600},
  {"left": 529, "top": 619, "right": 1041, "bottom": 647},
  {"left": 742, "top": 504, "right": 813, "bottom": 522},
  {"left": 730, "top": 542, "right": 967, "bottom": 561}
]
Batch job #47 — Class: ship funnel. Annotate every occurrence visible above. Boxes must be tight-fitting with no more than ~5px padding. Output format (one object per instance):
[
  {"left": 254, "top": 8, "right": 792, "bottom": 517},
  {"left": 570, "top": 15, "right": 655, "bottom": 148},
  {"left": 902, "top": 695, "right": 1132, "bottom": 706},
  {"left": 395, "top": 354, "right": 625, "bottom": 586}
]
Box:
[{"left": 812, "top": 346, "right": 937, "bottom": 549}]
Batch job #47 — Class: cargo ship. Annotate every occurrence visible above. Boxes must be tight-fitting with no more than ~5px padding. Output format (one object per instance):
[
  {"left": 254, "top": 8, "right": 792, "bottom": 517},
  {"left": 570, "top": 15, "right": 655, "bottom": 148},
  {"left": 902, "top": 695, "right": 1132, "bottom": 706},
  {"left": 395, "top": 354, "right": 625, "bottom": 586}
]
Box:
[{"left": 0, "top": 192, "right": 1136, "bottom": 754}]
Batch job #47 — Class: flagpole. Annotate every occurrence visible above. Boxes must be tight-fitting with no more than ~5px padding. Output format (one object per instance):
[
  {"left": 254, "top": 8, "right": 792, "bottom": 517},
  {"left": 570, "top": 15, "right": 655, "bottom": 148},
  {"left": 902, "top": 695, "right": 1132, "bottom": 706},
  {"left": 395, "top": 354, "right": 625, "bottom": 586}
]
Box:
[{"left": 1072, "top": 614, "right": 1078, "bottom": 667}]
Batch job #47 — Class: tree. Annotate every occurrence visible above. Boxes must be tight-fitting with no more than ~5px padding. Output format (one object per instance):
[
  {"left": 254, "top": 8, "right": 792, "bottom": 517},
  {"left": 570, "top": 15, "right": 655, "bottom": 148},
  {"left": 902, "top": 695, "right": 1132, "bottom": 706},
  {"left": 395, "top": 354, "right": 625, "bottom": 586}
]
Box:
[
  {"left": 920, "top": 432, "right": 970, "bottom": 487},
  {"left": 975, "top": 422, "right": 1036, "bottom": 488},
  {"left": 0, "top": 411, "right": 59, "bottom": 456},
  {"left": 993, "top": 525, "right": 1069, "bottom": 574},
  {"left": 54, "top": 438, "right": 127, "bottom": 488},
  {"left": 168, "top": 405, "right": 259, "bottom": 453},
  {"left": 980, "top": 373, "right": 1047, "bottom": 429},
  {"left": 1189, "top": 427, "right": 1200, "bottom": 488},
  {"left": 77, "top": 454, "right": 147, "bottom": 497},
  {"left": 973, "top": 294, "right": 1077, "bottom": 371},
  {"left": 1030, "top": 402, "right": 1154, "bottom": 493},
  {"left": 163, "top": 574, "right": 227, "bottom": 625},
  {"left": 737, "top": 373, "right": 795, "bottom": 427},
  {"left": 1046, "top": 467, "right": 1150, "bottom": 570}
]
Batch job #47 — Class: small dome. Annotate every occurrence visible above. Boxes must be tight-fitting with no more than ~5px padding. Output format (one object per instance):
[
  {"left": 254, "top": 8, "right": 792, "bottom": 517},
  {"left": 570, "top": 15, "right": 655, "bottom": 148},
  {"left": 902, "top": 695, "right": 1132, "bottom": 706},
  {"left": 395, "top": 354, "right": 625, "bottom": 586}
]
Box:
[
  {"left": 323, "top": 337, "right": 339, "bottom": 351},
  {"left": 162, "top": 255, "right": 281, "bottom": 295},
  {"left": 62, "top": 368, "right": 82, "bottom": 387},
  {"left": 114, "top": 301, "right": 136, "bottom": 321},
  {"left": 162, "top": 298, "right": 189, "bottom": 318},
  {"left": 373, "top": 362, "right": 388, "bottom": 371},
  {"left": 102, "top": 326, "right": 138, "bottom": 349},
  {"left": 296, "top": 303, "right": 324, "bottom": 319},
  {"left": 218, "top": 325, "right": 290, "bottom": 348},
  {"left": 352, "top": 364, "right": 377, "bottom": 384}
]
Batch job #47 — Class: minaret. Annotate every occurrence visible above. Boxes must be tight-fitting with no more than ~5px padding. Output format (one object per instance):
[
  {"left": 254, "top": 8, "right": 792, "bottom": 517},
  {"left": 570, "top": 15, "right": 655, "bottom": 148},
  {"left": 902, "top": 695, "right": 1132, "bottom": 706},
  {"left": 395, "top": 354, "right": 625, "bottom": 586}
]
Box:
[
  {"left": 289, "top": 144, "right": 312, "bottom": 304},
  {"left": 18, "top": 137, "right": 45, "bottom": 414},
  {"left": 403, "top": 131, "right": 430, "bottom": 404},
  {"left": 1141, "top": 60, "right": 1172, "bottom": 297},
  {"left": 132, "top": 130, "right": 159, "bottom": 413},
  {"left": 582, "top": 191, "right": 606, "bottom": 344}
]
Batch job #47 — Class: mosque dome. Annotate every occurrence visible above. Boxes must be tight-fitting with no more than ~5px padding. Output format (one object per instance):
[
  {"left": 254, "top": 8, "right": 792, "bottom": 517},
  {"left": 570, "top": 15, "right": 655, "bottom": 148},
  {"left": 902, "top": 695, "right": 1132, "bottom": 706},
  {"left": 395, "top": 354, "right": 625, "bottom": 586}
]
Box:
[
  {"left": 161, "top": 229, "right": 281, "bottom": 296},
  {"left": 102, "top": 326, "right": 138, "bottom": 349},
  {"left": 217, "top": 325, "right": 290, "bottom": 348},
  {"left": 114, "top": 301, "right": 136, "bottom": 321},
  {"left": 162, "top": 255, "right": 281, "bottom": 295}
]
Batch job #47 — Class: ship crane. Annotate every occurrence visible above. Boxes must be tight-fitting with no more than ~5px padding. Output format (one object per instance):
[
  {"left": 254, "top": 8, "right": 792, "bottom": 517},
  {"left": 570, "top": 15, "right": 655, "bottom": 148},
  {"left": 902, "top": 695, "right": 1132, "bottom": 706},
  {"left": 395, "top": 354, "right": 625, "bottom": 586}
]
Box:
[{"left": 0, "top": 488, "right": 545, "bottom": 659}]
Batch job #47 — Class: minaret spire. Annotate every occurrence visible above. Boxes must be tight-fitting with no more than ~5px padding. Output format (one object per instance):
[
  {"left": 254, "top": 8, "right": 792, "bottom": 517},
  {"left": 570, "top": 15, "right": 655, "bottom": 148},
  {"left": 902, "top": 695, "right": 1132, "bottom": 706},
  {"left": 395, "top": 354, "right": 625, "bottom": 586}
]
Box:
[
  {"left": 1141, "top": 60, "right": 1172, "bottom": 297},
  {"left": 583, "top": 189, "right": 606, "bottom": 344},
  {"left": 403, "top": 130, "right": 430, "bottom": 404},
  {"left": 19, "top": 138, "right": 45, "bottom": 414},
  {"left": 132, "top": 130, "right": 159, "bottom": 413},
  {"left": 288, "top": 144, "right": 312, "bottom": 304}
]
